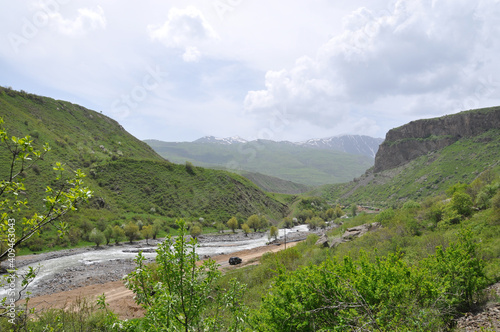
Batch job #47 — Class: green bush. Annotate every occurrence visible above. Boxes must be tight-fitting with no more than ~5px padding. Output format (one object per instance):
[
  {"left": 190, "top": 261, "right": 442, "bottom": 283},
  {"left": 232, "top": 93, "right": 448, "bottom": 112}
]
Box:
[{"left": 252, "top": 229, "right": 487, "bottom": 331}]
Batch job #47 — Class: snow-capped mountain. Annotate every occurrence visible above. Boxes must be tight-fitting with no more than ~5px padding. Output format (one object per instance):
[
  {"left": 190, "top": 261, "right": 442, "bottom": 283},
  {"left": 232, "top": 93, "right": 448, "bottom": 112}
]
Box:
[
  {"left": 193, "top": 135, "right": 383, "bottom": 158},
  {"left": 297, "top": 135, "right": 384, "bottom": 158},
  {"left": 194, "top": 136, "right": 248, "bottom": 145}
]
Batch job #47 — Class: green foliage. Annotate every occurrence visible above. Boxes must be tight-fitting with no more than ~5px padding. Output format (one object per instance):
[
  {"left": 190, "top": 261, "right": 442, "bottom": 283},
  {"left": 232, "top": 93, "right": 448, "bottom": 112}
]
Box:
[
  {"left": 124, "top": 219, "right": 247, "bottom": 331},
  {"left": 140, "top": 224, "right": 153, "bottom": 244},
  {"left": 451, "top": 191, "right": 473, "bottom": 217},
  {"left": 227, "top": 216, "right": 238, "bottom": 233},
  {"left": 241, "top": 223, "right": 250, "bottom": 236},
  {"left": 145, "top": 138, "right": 374, "bottom": 187},
  {"left": 247, "top": 214, "right": 268, "bottom": 232},
  {"left": 269, "top": 226, "right": 278, "bottom": 240},
  {"left": 103, "top": 225, "right": 113, "bottom": 245},
  {"left": 314, "top": 129, "right": 500, "bottom": 206},
  {"left": 124, "top": 222, "right": 139, "bottom": 244},
  {"left": 190, "top": 224, "right": 202, "bottom": 238},
  {"left": 112, "top": 225, "right": 125, "bottom": 244},
  {"left": 253, "top": 230, "right": 487, "bottom": 331},
  {"left": 89, "top": 228, "right": 105, "bottom": 247},
  {"left": 0, "top": 91, "right": 288, "bottom": 252}
]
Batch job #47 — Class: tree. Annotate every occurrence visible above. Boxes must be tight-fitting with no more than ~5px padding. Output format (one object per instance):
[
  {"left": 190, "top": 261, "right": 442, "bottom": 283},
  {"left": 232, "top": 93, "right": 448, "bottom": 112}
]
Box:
[
  {"left": 112, "top": 225, "right": 125, "bottom": 244},
  {"left": 103, "top": 225, "right": 113, "bottom": 245},
  {"left": 124, "top": 222, "right": 140, "bottom": 244},
  {"left": 190, "top": 224, "right": 202, "bottom": 239},
  {"left": 241, "top": 223, "right": 251, "bottom": 237},
  {"left": 0, "top": 118, "right": 92, "bottom": 261},
  {"left": 247, "top": 214, "right": 268, "bottom": 232},
  {"left": 227, "top": 216, "right": 238, "bottom": 233},
  {"left": 451, "top": 191, "right": 473, "bottom": 217},
  {"left": 0, "top": 117, "right": 91, "bottom": 320},
  {"left": 269, "top": 226, "right": 278, "bottom": 241},
  {"left": 141, "top": 225, "right": 154, "bottom": 245},
  {"left": 215, "top": 222, "right": 225, "bottom": 233},
  {"left": 351, "top": 204, "right": 357, "bottom": 217},
  {"left": 125, "top": 219, "right": 247, "bottom": 331},
  {"left": 152, "top": 219, "right": 162, "bottom": 239},
  {"left": 89, "top": 228, "right": 105, "bottom": 247},
  {"left": 281, "top": 217, "right": 293, "bottom": 229}
]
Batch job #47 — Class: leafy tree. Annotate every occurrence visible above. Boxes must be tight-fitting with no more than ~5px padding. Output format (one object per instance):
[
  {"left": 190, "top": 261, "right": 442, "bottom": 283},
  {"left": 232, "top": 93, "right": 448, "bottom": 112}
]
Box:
[
  {"left": 152, "top": 219, "right": 162, "bottom": 239},
  {"left": 136, "top": 220, "right": 144, "bottom": 231},
  {"left": 103, "top": 225, "right": 113, "bottom": 245},
  {"left": 227, "top": 216, "right": 238, "bottom": 233},
  {"left": 140, "top": 225, "right": 153, "bottom": 245},
  {"left": 241, "top": 223, "right": 251, "bottom": 237},
  {"left": 307, "top": 216, "right": 326, "bottom": 230},
  {"left": 125, "top": 219, "right": 247, "bottom": 331},
  {"left": 89, "top": 228, "right": 105, "bottom": 247},
  {"left": 281, "top": 217, "right": 293, "bottom": 229},
  {"left": 124, "top": 222, "right": 140, "bottom": 244},
  {"left": 0, "top": 118, "right": 92, "bottom": 261},
  {"left": 334, "top": 205, "right": 344, "bottom": 218},
  {"left": 190, "top": 224, "right": 202, "bottom": 239},
  {"left": 79, "top": 219, "right": 93, "bottom": 241},
  {"left": 67, "top": 227, "right": 82, "bottom": 246},
  {"left": 215, "top": 222, "right": 225, "bottom": 233},
  {"left": 269, "top": 226, "right": 278, "bottom": 241},
  {"left": 0, "top": 117, "right": 91, "bottom": 321},
  {"left": 351, "top": 204, "right": 357, "bottom": 217},
  {"left": 451, "top": 191, "right": 473, "bottom": 217},
  {"left": 247, "top": 214, "right": 261, "bottom": 232},
  {"left": 112, "top": 225, "right": 125, "bottom": 244}
]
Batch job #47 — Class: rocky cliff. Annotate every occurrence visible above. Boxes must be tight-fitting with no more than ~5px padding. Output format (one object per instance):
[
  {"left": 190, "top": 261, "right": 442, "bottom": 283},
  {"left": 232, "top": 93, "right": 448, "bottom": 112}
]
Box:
[{"left": 374, "top": 107, "right": 500, "bottom": 172}]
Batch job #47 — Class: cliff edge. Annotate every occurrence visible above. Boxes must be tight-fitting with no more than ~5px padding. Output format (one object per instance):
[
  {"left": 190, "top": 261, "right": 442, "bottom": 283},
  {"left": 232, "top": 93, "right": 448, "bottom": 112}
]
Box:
[{"left": 374, "top": 107, "right": 500, "bottom": 173}]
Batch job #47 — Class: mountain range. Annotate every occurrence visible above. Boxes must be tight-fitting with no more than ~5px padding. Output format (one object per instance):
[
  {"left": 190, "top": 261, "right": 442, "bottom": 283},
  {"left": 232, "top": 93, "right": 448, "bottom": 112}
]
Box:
[
  {"left": 193, "top": 135, "right": 383, "bottom": 158},
  {"left": 145, "top": 135, "right": 382, "bottom": 189}
]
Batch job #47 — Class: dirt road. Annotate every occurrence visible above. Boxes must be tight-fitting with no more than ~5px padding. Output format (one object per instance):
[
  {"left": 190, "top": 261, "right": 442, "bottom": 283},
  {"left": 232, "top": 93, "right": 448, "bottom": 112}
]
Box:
[{"left": 25, "top": 241, "right": 300, "bottom": 320}]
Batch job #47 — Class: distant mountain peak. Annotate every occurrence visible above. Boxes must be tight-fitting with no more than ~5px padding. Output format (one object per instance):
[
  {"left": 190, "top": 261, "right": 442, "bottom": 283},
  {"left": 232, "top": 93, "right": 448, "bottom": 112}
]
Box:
[
  {"left": 194, "top": 136, "right": 247, "bottom": 145},
  {"left": 297, "top": 135, "right": 384, "bottom": 158}
]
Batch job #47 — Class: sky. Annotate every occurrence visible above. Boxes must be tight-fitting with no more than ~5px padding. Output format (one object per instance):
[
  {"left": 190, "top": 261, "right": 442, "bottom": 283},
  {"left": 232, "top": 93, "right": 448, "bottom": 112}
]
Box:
[{"left": 1, "top": 0, "right": 500, "bottom": 143}]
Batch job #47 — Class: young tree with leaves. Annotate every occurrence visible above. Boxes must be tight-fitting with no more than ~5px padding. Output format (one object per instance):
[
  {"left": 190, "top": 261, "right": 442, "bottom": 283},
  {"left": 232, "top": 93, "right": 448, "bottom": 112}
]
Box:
[
  {"left": 125, "top": 219, "right": 247, "bottom": 331},
  {"left": 227, "top": 216, "right": 238, "bottom": 233},
  {"left": 140, "top": 224, "right": 153, "bottom": 245},
  {"left": 0, "top": 117, "right": 91, "bottom": 320},
  {"left": 124, "top": 222, "right": 140, "bottom": 244},
  {"left": 89, "top": 228, "right": 105, "bottom": 247}
]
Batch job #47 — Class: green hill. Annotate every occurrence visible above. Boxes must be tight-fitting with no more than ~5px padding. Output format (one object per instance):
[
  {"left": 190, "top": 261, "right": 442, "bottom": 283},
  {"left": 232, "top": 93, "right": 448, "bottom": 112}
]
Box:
[
  {"left": 313, "top": 108, "right": 500, "bottom": 206},
  {"left": 0, "top": 88, "right": 288, "bottom": 251},
  {"left": 145, "top": 139, "right": 374, "bottom": 187}
]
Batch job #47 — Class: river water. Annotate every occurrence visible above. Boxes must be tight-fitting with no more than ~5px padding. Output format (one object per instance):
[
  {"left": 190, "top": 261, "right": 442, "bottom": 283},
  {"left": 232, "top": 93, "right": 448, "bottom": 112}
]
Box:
[{"left": 1, "top": 225, "right": 309, "bottom": 298}]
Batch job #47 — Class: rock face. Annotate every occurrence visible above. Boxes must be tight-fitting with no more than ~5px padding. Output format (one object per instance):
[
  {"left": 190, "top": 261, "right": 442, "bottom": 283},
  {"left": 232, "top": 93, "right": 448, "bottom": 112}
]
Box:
[
  {"left": 316, "top": 222, "right": 381, "bottom": 248},
  {"left": 374, "top": 107, "right": 500, "bottom": 173}
]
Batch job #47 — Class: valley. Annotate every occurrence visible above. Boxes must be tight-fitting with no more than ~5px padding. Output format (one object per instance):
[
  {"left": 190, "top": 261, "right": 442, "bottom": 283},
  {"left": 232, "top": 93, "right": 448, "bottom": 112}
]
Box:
[{"left": 0, "top": 88, "right": 499, "bottom": 331}]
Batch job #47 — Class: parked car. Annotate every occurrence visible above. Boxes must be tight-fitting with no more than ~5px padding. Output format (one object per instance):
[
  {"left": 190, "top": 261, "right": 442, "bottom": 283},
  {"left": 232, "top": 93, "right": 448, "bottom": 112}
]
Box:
[{"left": 229, "top": 257, "right": 242, "bottom": 265}]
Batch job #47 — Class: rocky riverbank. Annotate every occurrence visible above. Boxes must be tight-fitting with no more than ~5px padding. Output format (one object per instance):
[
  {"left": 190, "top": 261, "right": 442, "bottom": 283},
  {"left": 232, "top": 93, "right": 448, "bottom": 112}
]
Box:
[{"left": 6, "top": 228, "right": 313, "bottom": 298}]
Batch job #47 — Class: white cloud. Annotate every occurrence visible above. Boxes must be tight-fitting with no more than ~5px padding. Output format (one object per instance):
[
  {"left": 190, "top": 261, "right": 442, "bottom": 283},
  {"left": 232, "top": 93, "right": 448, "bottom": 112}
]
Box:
[
  {"left": 47, "top": 5, "right": 106, "bottom": 36},
  {"left": 182, "top": 46, "right": 201, "bottom": 62},
  {"left": 148, "top": 5, "right": 218, "bottom": 62},
  {"left": 243, "top": 0, "right": 500, "bottom": 136}
]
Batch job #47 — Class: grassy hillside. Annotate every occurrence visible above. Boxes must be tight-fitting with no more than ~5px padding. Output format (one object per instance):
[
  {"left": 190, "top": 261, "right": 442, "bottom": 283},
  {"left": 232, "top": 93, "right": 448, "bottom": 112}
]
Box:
[
  {"left": 313, "top": 128, "right": 500, "bottom": 207},
  {"left": 0, "top": 88, "right": 288, "bottom": 252},
  {"left": 145, "top": 139, "right": 374, "bottom": 187}
]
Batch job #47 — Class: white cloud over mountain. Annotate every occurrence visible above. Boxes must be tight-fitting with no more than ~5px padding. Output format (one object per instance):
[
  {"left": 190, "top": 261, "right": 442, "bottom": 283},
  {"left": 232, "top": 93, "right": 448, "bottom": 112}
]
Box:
[{"left": 1, "top": 0, "right": 499, "bottom": 142}]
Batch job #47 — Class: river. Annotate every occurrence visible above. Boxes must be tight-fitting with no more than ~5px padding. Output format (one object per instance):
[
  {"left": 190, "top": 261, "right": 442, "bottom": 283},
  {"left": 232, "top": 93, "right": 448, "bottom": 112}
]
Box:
[{"left": 1, "top": 225, "right": 309, "bottom": 298}]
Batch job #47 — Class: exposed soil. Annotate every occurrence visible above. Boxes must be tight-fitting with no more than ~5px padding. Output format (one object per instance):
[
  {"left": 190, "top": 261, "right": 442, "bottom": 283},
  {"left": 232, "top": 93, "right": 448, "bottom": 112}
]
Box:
[{"left": 455, "top": 282, "right": 500, "bottom": 331}]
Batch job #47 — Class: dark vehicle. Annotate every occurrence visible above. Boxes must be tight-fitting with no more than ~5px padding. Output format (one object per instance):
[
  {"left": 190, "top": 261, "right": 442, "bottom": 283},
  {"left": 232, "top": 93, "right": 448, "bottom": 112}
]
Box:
[{"left": 229, "top": 257, "right": 242, "bottom": 265}]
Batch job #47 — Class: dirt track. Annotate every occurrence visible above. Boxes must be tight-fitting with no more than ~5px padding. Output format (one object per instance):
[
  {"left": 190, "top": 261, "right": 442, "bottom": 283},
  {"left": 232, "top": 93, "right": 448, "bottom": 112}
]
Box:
[{"left": 24, "top": 241, "right": 300, "bottom": 320}]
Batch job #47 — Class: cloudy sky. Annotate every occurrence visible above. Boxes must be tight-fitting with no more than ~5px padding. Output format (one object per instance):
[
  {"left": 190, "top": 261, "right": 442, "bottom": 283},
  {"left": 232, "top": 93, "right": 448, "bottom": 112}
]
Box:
[{"left": 2, "top": 0, "right": 500, "bottom": 142}]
